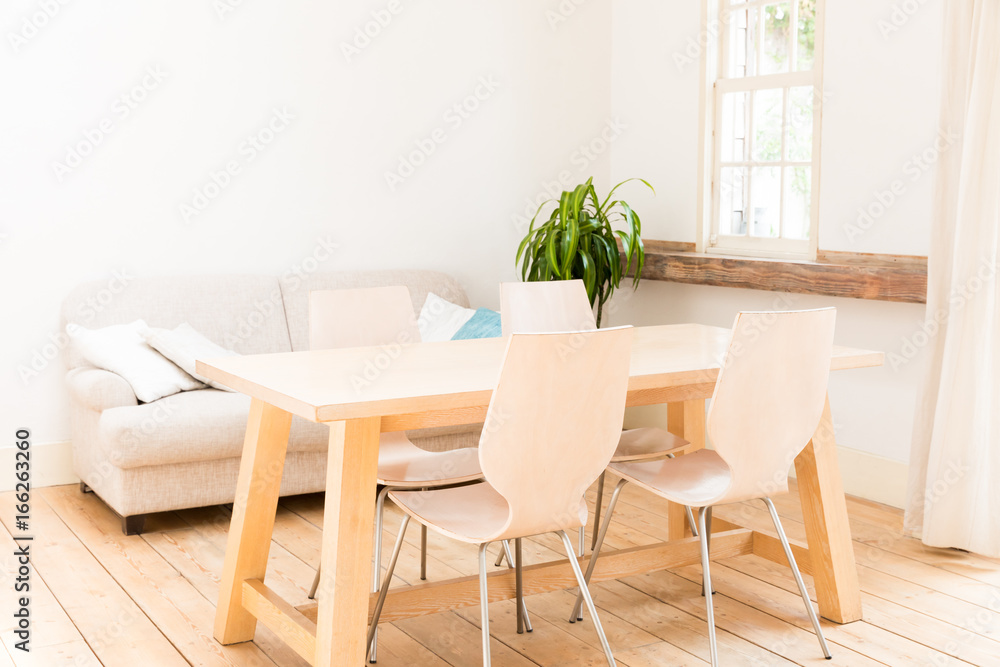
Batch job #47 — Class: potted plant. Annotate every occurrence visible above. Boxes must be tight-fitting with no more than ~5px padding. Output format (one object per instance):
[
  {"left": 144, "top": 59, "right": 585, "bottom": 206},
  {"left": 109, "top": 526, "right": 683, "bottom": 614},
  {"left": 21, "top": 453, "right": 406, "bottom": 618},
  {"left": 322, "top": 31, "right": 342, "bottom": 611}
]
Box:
[{"left": 515, "top": 177, "right": 652, "bottom": 327}]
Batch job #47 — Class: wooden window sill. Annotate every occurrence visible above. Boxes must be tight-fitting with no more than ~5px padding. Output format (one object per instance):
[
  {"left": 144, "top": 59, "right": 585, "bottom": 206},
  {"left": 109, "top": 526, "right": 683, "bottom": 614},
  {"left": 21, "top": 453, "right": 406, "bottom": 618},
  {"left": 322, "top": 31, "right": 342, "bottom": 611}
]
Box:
[{"left": 633, "top": 241, "right": 927, "bottom": 304}]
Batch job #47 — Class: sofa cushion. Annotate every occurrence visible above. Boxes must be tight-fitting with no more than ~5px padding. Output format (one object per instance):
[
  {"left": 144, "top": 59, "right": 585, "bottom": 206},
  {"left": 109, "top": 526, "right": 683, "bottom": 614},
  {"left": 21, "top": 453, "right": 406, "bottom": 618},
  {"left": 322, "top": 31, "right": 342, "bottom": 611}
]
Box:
[
  {"left": 69, "top": 320, "right": 205, "bottom": 402},
  {"left": 280, "top": 270, "right": 470, "bottom": 352},
  {"left": 99, "top": 389, "right": 330, "bottom": 469},
  {"left": 62, "top": 275, "right": 292, "bottom": 369}
]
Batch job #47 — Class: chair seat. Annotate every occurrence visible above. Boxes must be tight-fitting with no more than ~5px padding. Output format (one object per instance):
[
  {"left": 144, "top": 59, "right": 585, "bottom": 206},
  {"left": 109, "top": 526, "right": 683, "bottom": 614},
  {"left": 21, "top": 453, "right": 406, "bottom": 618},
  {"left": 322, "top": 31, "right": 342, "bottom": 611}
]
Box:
[
  {"left": 610, "top": 449, "right": 732, "bottom": 508},
  {"left": 613, "top": 427, "right": 689, "bottom": 462},
  {"left": 377, "top": 432, "right": 482, "bottom": 488},
  {"left": 390, "top": 482, "right": 588, "bottom": 544}
]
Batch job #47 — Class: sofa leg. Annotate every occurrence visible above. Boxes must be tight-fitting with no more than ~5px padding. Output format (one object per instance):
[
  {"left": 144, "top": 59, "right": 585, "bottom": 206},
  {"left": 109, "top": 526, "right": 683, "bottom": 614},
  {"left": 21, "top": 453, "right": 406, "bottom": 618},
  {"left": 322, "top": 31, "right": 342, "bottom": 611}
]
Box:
[
  {"left": 122, "top": 514, "right": 146, "bottom": 536},
  {"left": 80, "top": 481, "right": 92, "bottom": 494}
]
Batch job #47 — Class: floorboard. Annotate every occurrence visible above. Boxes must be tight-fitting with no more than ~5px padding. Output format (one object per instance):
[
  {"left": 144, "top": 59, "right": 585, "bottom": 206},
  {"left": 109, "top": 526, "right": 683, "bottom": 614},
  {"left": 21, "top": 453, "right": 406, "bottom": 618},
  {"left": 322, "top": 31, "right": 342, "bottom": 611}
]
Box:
[{"left": 7, "top": 477, "right": 999, "bottom": 667}]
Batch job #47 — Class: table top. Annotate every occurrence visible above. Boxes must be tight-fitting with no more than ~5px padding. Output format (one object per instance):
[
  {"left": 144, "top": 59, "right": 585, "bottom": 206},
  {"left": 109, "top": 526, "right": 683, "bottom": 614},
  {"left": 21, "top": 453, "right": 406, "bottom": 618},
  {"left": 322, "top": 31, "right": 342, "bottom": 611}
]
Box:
[{"left": 196, "top": 323, "right": 884, "bottom": 423}]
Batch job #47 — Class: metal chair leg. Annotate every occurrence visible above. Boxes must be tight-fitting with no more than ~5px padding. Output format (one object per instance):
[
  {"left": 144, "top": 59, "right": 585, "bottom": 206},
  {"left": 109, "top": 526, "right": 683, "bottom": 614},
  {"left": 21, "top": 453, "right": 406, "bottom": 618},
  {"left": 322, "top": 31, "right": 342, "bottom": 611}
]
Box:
[
  {"left": 368, "top": 486, "right": 391, "bottom": 662},
  {"left": 494, "top": 546, "right": 506, "bottom": 567},
  {"left": 420, "top": 523, "right": 428, "bottom": 580},
  {"left": 686, "top": 505, "right": 699, "bottom": 537},
  {"left": 698, "top": 506, "right": 719, "bottom": 667},
  {"left": 478, "top": 542, "right": 493, "bottom": 667},
  {"left": 701, "top": 506, "right": 715, "bottom": 597},
  {"left": 559, "top": 531, "right": 616, "bottom": 666},
  {"left": 308, "top": 564, "right": 321, "bottom": 600},
  {"left": 763, "top": 497, "right": 832, "bottom": 660},
  {"left": 591, "top": 471, "right": 606, "bottom": 551},
  {"left": 366, "top": 515, "right": 411, "bottom": 662},
  {"left": 501, "top": 540, "right": 533, "bottom": 633},
  {"left": 571, "top": 478, "right": 627, "bottom": 622}
]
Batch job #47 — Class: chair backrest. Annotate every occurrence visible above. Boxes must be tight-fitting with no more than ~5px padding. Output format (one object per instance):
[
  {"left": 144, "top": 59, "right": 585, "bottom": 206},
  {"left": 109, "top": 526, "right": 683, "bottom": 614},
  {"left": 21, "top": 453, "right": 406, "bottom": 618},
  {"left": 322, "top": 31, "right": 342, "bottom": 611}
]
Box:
[
  {"left": 308, "top": 286, "right": 420, "bottom": 350},
  {"left": 499, "top": 280, "right": 597, "bottom": 336},
  {"left": 478, "top": 327, "right": 633, "bottom": 540},
  {"left": 707, "top": 308, "right": 836, "bottom": 504}
]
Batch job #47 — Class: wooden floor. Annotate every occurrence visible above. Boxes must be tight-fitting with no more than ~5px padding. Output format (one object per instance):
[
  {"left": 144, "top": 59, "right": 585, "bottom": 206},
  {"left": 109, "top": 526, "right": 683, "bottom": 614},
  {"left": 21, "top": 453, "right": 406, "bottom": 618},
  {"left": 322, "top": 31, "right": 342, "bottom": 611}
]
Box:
[{"left": 3, "top": 478, "right": 1000, "bottom": 667}]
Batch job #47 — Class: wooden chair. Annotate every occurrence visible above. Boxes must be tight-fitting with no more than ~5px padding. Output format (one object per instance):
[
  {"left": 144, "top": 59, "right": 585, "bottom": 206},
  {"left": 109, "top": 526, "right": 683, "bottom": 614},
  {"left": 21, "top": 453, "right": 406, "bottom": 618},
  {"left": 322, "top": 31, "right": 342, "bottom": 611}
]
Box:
[
  {"left": 368, "top": 328, "right": 635, "bottom": 666},
  {"left": 306, "top": 286, "right": 530, "bottom": 661},
  {"left": 574, "top": 309, "right": 837, "bottom": 666},
  {"left": 499, "top": 279, "right": 692, "bottom": 555}
]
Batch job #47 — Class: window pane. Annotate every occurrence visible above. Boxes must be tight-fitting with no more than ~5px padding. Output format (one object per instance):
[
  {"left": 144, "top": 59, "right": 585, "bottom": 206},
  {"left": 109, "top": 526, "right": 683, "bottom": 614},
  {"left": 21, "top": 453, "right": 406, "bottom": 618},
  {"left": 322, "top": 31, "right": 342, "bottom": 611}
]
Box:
[
  {"left": 720, "top": 92, "right": 750, "bottom": 162},
  {"left": 726, "top": 8, "right": 758, "bottom": 78},
  {"left": 783, "top": 166, "right": 811, "bottom": 239},
  {"left": 796, "top": 0, "right": 817, "bottom": 71},
  {"left": 786, "top": 86, "right": 813, "bottom": 161},
  {"left": 752, "top": 89, "right": 783, "bottom": 162},
  {"left": 750, "top": 166, "right": 780, "bottom": 238},
  {"left": 761, "top": 3, "right": 791, "bottom": 75},
  {"left": 719, "top": 167, "right": 748, "bottom": 236}
]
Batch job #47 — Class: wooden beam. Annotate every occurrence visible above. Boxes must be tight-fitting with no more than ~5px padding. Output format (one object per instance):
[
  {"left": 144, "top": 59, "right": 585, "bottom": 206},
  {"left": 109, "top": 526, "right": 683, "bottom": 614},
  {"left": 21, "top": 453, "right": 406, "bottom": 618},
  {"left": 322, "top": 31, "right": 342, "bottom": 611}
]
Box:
[
  {"left": 297, "top": 528, "right": 754, "bottom": 625},
  {"left": 752, "top": 531, "right": 813, "bottom": 576},
  {"left": 632, "top": 241, "right": 927, "bottom": 304},
  {"left": 242, "top": 579, "right": 318, "bottom": 665}
]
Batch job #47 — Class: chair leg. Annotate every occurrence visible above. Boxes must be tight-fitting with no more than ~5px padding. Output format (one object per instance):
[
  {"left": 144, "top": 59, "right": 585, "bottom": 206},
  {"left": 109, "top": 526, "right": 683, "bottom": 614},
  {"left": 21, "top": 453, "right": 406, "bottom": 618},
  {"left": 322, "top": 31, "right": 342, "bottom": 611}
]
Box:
[
  {"left": 571, "top": 478, "right": 627, "bottom": 623},
  {"left": 420, "top": 524, "right": 428, "bottom": 580},
  {"left": 478, "top": 542, "right": 493, "bottom": 667},
  {"left": 502, "top": 540, "right": 533, "bottom": 633},
  {"left": 366, "top": 515, "right": 411, "bottom": 661},
  {"left": 559, "top": 531, "right": 616, "bottom": 666},
  {"left": 369, "top": 486, "right": 391, "bottom": 662},
  {"left": 701, "top": 506, "right": 715, "bottom": 597},
  {"left": 763, "top": 497, "right": 833, "bottom": 660},
  {"left": 591, "top": 471, "right": 606, "bottom": 551},
  {"left": 686, "top": 505, "right": 699, "bottom": 537},
  {"left": 494, "top": 546, "right": 506, "bottom": 567},
  {"left": 698, "top": 506, "right": 719, "bottom": 667}
]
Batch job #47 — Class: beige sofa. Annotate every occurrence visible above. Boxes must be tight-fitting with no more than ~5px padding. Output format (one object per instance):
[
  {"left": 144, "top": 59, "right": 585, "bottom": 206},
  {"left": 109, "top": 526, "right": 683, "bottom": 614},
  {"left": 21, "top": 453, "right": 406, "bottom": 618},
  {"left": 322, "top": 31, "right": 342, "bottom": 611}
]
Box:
[{"left": 61, "top": 270, "right": 481, "bottom": 534}]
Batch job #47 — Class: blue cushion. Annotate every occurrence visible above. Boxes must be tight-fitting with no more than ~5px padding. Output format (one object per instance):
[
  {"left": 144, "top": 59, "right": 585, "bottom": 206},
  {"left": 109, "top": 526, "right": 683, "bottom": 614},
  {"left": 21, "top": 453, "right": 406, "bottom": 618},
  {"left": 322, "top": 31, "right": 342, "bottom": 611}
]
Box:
[{"left": 451, "top": 308, "right": 501, "bottom": 340}]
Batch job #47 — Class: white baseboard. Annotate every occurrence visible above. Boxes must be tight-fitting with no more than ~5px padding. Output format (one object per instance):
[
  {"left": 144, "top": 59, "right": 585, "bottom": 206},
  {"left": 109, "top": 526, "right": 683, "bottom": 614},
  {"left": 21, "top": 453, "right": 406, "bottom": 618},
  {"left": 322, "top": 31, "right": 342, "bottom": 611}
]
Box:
[
  {"left": 830, "top": 445, "right": 908, "bottom": 510},
  {"left": 1, "top": 440, "right": 78, "bottom": 492}
]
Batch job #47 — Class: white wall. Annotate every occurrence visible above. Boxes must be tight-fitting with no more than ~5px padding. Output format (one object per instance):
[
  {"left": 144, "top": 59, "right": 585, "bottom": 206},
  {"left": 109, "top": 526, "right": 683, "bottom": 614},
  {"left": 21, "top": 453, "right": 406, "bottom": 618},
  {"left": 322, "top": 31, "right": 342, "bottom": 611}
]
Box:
[
  {"left": 0, "top": 0, "right": 612, "bottom": 448},
  {"left": 610, "top": 0, "right": 944, "bottom": 499},
  {"left": 1, "top": 0, "right": 944, "bottom": 507}
]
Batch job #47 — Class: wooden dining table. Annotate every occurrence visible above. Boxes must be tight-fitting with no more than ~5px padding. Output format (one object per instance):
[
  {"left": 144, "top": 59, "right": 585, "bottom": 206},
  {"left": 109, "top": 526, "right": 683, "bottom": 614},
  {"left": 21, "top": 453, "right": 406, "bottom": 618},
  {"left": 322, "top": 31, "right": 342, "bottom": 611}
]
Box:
[{"left": 201, "top": 323, "right": 884, "bottom": 667}]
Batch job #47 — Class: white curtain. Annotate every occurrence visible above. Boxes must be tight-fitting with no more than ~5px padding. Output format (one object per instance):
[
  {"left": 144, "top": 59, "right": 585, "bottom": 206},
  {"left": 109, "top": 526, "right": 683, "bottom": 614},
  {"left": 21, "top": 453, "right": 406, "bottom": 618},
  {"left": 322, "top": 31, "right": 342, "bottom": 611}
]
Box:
[{"left": 905, "top": 0, "right": 1000, "bottom": 557}]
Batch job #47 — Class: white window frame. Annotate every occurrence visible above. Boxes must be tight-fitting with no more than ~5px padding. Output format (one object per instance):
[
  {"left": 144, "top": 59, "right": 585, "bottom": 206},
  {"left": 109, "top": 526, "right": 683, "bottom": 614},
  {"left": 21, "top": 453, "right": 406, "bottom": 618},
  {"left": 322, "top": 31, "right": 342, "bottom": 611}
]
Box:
[{"left": 696, "top": 0, "right": 826, "bottom": 260}]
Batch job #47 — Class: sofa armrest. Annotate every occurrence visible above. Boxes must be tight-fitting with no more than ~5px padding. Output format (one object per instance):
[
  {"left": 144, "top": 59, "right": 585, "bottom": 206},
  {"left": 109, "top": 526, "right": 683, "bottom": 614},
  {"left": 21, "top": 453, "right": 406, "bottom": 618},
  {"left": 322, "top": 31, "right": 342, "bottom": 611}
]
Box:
[{"left": 67, "top": 367, "right": 138, "bottom": 412}]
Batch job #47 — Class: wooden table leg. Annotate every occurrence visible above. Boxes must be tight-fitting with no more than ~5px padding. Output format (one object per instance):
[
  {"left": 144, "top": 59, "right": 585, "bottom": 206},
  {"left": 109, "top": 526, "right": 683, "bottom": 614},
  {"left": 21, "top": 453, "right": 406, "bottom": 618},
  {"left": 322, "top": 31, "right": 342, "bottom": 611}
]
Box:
[
  {"left": 667, "top": 399, "right": 706, "bottom": 539},
  {"left": 214, "top": 399, "right": 293, "bottom": 644},
  {"left": 315, "top": 416, "right": 381, "bottom": 667},
  {"left": 794, "top": 395, "right": 863, "bottom": 624}
]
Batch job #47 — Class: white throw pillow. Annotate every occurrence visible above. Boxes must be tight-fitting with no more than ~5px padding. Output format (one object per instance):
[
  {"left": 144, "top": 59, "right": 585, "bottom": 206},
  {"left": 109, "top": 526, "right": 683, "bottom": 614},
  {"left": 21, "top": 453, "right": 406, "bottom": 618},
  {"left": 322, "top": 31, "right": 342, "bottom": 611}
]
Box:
[
  {"left": 418, "top": 292, "right": 476, "bottom": 342},
  {"left": 143, "top": 323, "right": 239, "bottom": 391},
  {"left": 68, "top": 320, "right": 204, "bottom": 403}
]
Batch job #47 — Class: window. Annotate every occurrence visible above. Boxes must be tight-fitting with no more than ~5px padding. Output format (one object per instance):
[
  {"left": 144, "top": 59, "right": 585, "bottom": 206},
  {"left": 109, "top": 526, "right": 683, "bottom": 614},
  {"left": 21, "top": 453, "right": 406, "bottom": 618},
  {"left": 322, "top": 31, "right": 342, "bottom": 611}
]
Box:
[{"left": 701, "top": 0, "right": 825, "bottom": 258}]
